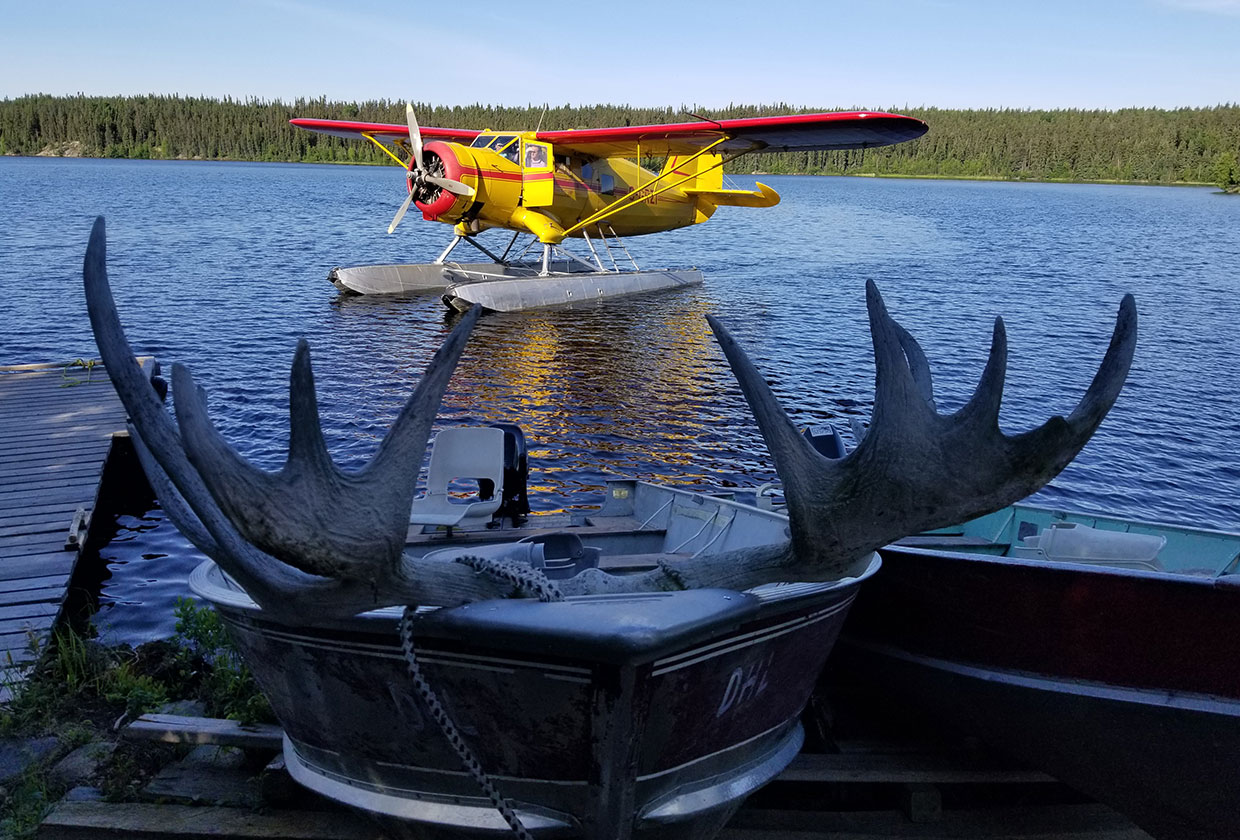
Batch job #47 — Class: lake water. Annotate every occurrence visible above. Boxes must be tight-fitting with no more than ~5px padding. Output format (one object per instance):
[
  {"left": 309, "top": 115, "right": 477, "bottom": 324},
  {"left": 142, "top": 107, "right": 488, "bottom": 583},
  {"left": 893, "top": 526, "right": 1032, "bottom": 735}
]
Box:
[{"left": 2, "top": 157, "right": 1238, "bottom": 644}]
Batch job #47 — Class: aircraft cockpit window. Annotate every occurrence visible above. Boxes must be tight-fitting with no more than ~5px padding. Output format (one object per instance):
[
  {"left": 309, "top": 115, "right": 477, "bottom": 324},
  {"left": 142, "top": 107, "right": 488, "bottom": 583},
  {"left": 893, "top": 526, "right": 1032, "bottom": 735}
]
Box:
[
  {"left": 524, "top": 144, "right": 548, "bottom": 168},
  {"left": 471, "top": 134, "right": 521, "bottom": 162},
  {"left": 493, "top": 135, "right": 520, "bottom": 162}
]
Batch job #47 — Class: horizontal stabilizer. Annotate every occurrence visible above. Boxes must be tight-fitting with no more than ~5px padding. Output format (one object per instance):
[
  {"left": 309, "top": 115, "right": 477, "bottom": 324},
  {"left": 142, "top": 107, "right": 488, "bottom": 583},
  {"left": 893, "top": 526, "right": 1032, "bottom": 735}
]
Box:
[{"left": 683, "top": 182, "right": 780, "bottom": 208}]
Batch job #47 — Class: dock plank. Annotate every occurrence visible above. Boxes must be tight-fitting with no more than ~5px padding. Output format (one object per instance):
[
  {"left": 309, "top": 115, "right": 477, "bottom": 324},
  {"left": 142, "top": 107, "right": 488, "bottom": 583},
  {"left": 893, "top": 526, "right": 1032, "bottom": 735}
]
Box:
[
  {"left": 0, "top": 426, "right": 118, "bottom": 446},
  {"left": 0, "top": 586, "right": 68, "bottom": 608},
  {"left": 0, "top": 473, "right": 106, "bottom": 495},
  {"left": 37, "top": 801, "right": 381, "bottom": 839},
  {"left": 0, "top": 460, "right": 109, "bottom": 481},
  {"left": 778, "top": 751, "right": 1057, "bottom": 785},
  {"left": 2, "top": 530, "right": 81, "bottom": 552},
  {"left": 0, "top": 487, "right": 99, "bottom": 509},
  {"left": 0, "top": 538, "right": 78, "bottom": 560},
  {"left": 0, "top": 633, "right": 44, "bottom": 661},
  {"left": 0, "top": 449, "right": 112, "bottom": 471},
  {"left": 722, "top": 804, "right": 1154, "bottom": 838},
  {"left": 124, "top": 715, "right": 285, "bottom": 751},
  {"left": 64, "top": 713, "right": 1156, "bottom": 840},
  {"left": 0, "top": 504, "right": 84, "bottom": 529},
  {"left": 0, "top": 518, "right": 74, "bottom": 540},
  {"left": 0, "top": 600, "right": 62, "bottom": 622},
  {"left": 0, "top": 554, "right": 77, "bottom": 581},
  {"left": 0, "top": 613, "right": 56, "bottom": 641},
  {"left": 0, "top": 574, "right": 66, "bottom": 594}
]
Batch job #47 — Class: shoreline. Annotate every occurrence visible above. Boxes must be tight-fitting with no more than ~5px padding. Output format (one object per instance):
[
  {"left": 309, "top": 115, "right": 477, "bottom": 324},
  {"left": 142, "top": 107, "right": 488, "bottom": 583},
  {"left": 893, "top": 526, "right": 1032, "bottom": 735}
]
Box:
[{"left": 2, "top": 151, "right": 1220, "bottom": 189}]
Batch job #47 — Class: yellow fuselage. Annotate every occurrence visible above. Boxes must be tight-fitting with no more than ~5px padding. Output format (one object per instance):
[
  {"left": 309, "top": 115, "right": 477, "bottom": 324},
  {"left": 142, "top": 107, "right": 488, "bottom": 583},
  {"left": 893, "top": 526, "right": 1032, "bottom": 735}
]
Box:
[{"left": 415, "top": 131, "right": 736, "bottom": 244}]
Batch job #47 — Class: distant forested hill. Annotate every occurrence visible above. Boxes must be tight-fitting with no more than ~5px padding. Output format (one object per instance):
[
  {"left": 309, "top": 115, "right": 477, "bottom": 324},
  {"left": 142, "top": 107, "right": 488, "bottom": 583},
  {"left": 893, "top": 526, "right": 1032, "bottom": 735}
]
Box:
[{"left": 2, "top": 95, "right": 1237, "bottom": 188}]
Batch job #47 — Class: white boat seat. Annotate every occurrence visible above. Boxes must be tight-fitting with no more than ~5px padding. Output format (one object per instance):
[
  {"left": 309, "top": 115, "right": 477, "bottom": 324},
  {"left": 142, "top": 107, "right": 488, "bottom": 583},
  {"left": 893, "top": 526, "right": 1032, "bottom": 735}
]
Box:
[
  {"left": 1016, "top": 522, "right": 1166, "bottom": 571},
  {"left": 410, "top": 427, "right": 507, "bottom": 530}
]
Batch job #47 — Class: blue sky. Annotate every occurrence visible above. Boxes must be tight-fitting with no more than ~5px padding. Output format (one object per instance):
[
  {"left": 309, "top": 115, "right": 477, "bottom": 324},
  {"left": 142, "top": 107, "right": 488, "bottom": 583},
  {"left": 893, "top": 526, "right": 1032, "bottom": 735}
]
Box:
[{"left": 1, "top": 0, "right": 1237, "bottom": 110}]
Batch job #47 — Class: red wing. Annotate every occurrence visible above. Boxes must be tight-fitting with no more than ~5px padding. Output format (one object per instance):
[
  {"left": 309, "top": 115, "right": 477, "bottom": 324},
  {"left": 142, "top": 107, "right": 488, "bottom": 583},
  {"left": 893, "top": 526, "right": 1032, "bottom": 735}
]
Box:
[
  {"left": 537, "top": 111, "right": 927, "bottom": 157},
  {"left": 289, "top": 118, "right": 481, "bottom": 145}
]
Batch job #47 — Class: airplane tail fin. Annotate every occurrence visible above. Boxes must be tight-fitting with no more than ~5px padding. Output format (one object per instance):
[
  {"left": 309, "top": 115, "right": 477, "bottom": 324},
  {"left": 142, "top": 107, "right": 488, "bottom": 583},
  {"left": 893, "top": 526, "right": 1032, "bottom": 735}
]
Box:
[
  {"left": 661, "top": 152, "right": 725, "bottom": 191},
  {"left": 662, "top": 153, "right": 779, "bottom": 222}
]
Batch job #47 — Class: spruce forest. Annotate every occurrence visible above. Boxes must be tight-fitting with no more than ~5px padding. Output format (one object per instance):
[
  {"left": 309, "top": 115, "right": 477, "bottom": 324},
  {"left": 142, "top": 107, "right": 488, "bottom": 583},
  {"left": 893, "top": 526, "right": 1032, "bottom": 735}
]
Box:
[{"left": 2, "top": 95, "right": 1238, "bottom": 189}]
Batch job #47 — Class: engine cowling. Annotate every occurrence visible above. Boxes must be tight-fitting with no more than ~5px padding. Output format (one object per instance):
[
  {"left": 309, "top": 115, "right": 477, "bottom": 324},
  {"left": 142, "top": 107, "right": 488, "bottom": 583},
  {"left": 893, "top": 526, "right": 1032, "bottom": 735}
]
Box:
[{"left": 415, "top": 142, "right": 480, "bottom": 222}]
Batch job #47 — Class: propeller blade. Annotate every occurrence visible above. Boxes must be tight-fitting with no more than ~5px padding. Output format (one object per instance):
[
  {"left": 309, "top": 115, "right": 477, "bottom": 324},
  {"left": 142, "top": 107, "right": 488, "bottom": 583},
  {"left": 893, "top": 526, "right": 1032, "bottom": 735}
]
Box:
[
  {"left": 425, "top": 175, "right": 475, "bottom": 197},
  {"left": 388, "top": 190, "right": 414, "bottom": 234},
  {"left": 406, "top": 102, "right": 424, "bottom": 172}
]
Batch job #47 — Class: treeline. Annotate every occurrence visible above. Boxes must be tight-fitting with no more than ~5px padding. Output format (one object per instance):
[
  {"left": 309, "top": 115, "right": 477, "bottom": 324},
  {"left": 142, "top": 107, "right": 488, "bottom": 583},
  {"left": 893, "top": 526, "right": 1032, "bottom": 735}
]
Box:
[{"left": 2, "top": 95, "right": 1238, "bottom": 188}]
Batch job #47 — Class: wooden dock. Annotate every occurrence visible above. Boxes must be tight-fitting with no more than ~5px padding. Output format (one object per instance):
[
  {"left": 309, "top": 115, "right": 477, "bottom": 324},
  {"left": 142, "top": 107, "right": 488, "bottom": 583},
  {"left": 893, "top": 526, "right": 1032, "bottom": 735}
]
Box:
[
  {"left": 35, "top": 714, "right": 1154, "bottom": 839},
  {"left": 0, "top": 359, "right": 145, "bottom": 696}
]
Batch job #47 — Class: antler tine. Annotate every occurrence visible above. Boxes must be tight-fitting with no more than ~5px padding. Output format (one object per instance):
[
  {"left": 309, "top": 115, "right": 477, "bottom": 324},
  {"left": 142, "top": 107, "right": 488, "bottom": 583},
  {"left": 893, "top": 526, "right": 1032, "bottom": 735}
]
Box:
[
  {"left": 704, "top": 313, "right": 827, "bottom": 506},
  {"left": 366, "top": 305, "right": 480, "bottom": 484},
  {"left": 85, "top": 218, "right": 198, "bottom": 503},
  {"left": 1068, "top": 293, "right": 1138, "bottom": 429},
  {"left": 173, "top": 307, "right": 480, "bottom": 583},
  {"left": 287, "top": 339, "right": 334, "bottom": 473},
  {"left": 1002, "top": 293, "right": 1137, "bottom": 483},
  {"left": 865, "top": 280, "right": 939, "bottom": 433},
  {"left": 952, "top": 317, "right": 1008, "bottom": 431},
  {"left": 892, "top": 321, "right": 936, "bottom": 411},
  {"left": 126, "top": 421, "right": 219, "bottom": 559}
]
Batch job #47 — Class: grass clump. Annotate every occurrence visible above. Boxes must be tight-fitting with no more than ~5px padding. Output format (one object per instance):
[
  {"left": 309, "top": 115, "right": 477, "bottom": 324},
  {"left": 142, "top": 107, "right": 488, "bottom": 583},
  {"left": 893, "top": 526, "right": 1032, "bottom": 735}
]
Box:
[
  {"left": 172, "top": 597, "right": 272, "bottom": 723},
  {"left": 0, "top": 599, "right": 275, "bottom": 837}
]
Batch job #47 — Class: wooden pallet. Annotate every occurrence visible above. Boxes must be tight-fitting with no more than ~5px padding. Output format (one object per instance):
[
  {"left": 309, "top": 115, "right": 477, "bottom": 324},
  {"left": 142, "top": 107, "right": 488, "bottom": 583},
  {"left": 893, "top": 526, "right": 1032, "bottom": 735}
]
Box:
[{"left": 36, "top": 715, "right": 1154, "bottom": 839}]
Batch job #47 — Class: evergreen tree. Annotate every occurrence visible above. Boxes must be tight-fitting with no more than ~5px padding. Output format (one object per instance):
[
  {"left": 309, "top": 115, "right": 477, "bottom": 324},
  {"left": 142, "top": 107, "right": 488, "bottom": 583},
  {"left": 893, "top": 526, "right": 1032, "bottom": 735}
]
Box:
[{"left": 2, "top": 95, "right": 1238, "bottom": 186}]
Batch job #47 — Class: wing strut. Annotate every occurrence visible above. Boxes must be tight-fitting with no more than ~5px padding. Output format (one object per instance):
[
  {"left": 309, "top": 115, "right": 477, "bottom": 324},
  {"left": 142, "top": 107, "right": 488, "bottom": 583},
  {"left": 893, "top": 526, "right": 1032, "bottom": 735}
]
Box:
[{"left": 361, "top": 132, "right": 407, "bottom": 167}]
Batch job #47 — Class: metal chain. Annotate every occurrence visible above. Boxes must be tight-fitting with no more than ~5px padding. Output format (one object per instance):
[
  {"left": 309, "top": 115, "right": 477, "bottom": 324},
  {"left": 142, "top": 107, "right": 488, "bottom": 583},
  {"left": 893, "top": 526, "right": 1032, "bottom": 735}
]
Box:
[
  {"left": 397, "top": 554, "right": 563, "bottom": 840},
  {"left": 453, "top": 553, "right": 564, "bottom": 603}
]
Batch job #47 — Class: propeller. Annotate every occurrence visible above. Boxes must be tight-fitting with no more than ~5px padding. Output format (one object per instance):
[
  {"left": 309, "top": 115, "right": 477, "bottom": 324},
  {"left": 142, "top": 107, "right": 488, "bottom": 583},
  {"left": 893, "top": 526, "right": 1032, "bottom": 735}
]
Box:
[{"left": 388, "top": 102, "right": 476, "bottom": 234}]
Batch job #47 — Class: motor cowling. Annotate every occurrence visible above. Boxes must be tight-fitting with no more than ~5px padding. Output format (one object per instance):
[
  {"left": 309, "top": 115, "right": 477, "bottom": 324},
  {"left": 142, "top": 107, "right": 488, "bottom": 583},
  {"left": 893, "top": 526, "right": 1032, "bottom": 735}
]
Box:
[
  {"left": 415, "top": 142, "right": 479, "bottom": 222},
  {"left": 488, "top": 422, "right": 530, "bottom": 525}
]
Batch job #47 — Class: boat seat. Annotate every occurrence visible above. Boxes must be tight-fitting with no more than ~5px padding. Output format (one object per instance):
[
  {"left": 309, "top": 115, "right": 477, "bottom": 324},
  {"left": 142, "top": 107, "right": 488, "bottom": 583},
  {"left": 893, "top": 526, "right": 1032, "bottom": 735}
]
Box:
[
  {"left": 410, "top": 427, "right": 506, "bottom": 531},
  {"left": 518, "top": 532, "right": 601, "bottom": 579},
  {"left": 1016, "top": 522, "right": 1166, "bottom": 571}
]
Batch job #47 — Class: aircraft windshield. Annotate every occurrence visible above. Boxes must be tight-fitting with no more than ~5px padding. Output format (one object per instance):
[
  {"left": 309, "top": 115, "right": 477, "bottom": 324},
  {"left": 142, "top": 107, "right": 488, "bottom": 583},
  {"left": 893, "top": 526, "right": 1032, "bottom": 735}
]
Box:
[{"left": 471, "top": 134, "right": 520, "bottom": 163}]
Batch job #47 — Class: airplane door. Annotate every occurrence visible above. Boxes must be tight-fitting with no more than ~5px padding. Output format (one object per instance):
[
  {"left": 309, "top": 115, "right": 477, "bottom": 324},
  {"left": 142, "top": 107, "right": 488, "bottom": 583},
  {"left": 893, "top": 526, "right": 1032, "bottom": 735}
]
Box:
[{"left": 522, "top": 141, "right": 554, "bottom": 207}]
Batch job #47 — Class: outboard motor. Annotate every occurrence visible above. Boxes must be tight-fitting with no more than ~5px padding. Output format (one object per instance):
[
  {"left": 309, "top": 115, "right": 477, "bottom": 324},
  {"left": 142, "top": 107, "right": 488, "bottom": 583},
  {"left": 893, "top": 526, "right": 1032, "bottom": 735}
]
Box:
[{"left": 490, "top": 422, "right": 530, "bottom": 525}]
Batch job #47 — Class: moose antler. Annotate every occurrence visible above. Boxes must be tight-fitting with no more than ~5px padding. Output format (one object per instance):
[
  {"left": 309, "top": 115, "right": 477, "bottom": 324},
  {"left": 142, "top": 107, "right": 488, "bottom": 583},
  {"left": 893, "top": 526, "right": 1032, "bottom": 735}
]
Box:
[
  {"left": 85, "top": 217, "right": 514, "bottom": 620},
  {"left": 85, "top": 218, "right": 1137, "bottom": 615},
  {"left": 701, "top": 280, "right": 1137, "bottom": 581}
]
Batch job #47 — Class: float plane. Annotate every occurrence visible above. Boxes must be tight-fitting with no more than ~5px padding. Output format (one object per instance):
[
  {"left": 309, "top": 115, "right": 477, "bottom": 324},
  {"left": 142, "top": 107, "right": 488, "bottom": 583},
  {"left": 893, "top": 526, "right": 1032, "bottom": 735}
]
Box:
[{"left": 291, "top": 106, "right": 927, "bottom": 311}]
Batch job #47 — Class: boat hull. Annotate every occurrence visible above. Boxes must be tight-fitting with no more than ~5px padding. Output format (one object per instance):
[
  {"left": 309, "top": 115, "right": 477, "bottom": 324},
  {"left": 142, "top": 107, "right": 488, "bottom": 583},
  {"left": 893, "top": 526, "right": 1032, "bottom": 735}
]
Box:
[
  {"left": 840, "top": 544, "right": 1240, "bottom": 840},
  {"left": 192, "top": 560, "right": 876, "bottom": 839}
]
